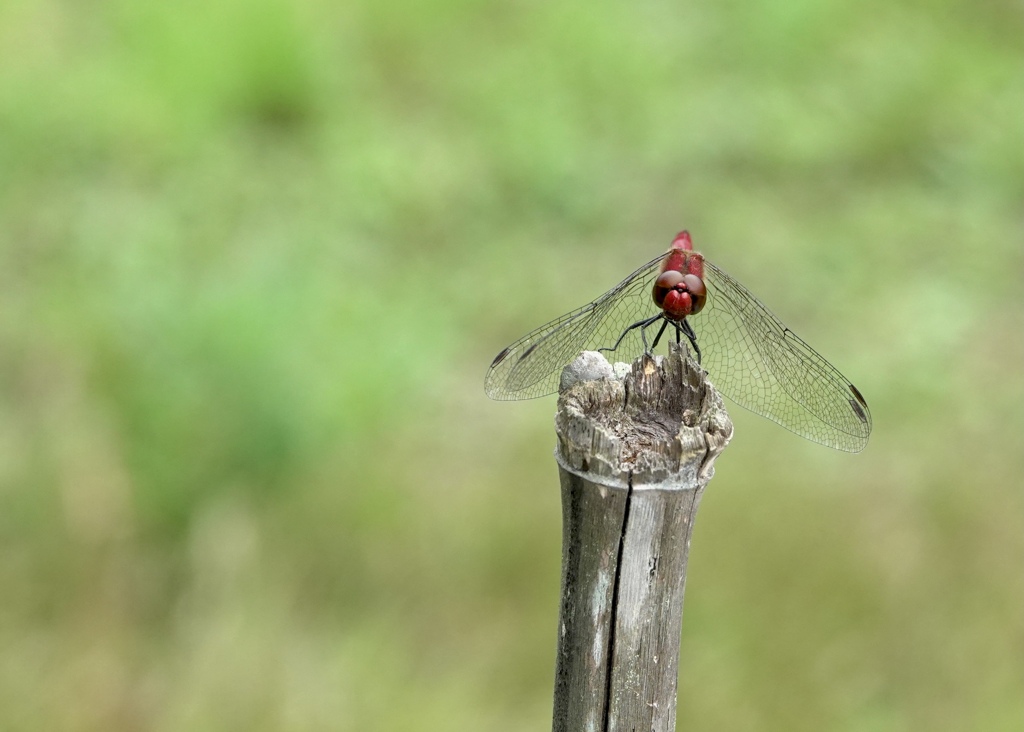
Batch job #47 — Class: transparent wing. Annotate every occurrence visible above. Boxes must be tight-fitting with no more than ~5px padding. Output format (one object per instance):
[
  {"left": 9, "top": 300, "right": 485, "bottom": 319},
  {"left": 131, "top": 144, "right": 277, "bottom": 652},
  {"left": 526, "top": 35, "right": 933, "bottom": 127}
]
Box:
[
  {"left": 484, "top": 252, "right": 668, "bottom": 400},
  {"left": 694, "top": 260, "right": 872, "bottom": 452}
]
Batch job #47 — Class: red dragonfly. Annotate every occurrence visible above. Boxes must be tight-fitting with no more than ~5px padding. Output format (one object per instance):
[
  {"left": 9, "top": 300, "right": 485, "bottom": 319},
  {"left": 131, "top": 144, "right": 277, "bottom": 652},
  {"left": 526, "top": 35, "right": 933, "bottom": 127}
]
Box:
[{"left": 485, "top": 231, "right": 872, "bottom": 452}]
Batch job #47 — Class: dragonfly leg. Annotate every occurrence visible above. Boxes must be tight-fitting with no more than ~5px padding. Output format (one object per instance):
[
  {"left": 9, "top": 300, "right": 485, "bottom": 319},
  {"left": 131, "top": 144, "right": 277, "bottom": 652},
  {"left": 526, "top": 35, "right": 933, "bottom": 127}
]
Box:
[
  {"left": 678, "top": 320, "right": 702, "bottom": 364},
  {"left": 649, "top": 318, "right": 670, "bottom": 350},
  {"left": 599, "top": 314, "right": 662, "bottom": 355}
]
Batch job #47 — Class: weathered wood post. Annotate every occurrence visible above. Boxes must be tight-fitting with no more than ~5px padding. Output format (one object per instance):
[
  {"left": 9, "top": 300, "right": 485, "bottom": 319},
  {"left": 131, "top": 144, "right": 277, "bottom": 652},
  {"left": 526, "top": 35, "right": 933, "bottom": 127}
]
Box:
[{"left": 551, "top": 343, "right": 732, "bottom": 732}]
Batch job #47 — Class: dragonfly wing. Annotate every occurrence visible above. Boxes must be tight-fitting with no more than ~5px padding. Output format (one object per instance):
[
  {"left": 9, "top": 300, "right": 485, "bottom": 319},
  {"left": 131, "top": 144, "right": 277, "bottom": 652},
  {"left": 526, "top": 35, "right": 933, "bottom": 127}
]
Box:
[
  {"left": 485, "top": 252, "right": 667, "bottom": 400},
  {"left": 484, "top": 301, "right": 599, "bottom": 400},
  {"left": 693, "top": 260, "right": 872, "bottom": 452}
]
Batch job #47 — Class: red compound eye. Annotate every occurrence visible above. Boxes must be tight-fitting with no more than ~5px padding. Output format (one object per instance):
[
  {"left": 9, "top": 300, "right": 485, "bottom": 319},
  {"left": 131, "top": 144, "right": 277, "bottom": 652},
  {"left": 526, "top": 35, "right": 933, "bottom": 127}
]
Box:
[
  {"left": 681, "top": 273, "right": 706, "bottom": 314},
  {"left": 652, "top": 271, "right": 685, "bottom": 307}
]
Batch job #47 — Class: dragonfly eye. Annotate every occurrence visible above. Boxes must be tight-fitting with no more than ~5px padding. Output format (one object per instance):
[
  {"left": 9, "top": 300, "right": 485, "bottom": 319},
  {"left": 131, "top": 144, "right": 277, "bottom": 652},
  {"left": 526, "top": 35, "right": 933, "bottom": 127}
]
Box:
[
  {"left": 652, "top": 271, "right": 685, "bottom": 307},
  {"left": 682, "top": 274, "right": 707, "bottom": 314}
]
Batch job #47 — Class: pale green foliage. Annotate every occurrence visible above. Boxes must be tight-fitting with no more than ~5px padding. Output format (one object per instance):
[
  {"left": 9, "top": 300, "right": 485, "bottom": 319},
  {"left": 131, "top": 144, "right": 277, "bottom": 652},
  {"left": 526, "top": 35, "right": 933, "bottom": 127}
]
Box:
[{"left": 0, "top": 0, "right": 1020, "bottom": 730}]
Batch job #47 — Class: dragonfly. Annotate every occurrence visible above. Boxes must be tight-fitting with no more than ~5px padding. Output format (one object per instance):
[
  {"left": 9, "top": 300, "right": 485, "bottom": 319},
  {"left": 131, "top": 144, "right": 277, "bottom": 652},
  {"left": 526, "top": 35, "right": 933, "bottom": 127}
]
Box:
[{"left": 485, "top": 231, "right": 872, "bottom": 452}]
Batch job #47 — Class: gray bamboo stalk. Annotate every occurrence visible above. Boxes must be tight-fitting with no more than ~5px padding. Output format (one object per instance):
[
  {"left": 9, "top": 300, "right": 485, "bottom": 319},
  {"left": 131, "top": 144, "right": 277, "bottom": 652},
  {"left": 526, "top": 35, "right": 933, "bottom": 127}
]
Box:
[{"left": 551, "top": 344, "right": 733, "bottom": 732}]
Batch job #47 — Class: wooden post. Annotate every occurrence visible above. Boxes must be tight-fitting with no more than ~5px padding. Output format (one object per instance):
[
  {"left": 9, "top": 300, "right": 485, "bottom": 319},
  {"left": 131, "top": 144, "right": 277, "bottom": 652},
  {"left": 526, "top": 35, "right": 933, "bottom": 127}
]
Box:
[{"left": 551, "top": 344, "right": 733, "bottom": 732}]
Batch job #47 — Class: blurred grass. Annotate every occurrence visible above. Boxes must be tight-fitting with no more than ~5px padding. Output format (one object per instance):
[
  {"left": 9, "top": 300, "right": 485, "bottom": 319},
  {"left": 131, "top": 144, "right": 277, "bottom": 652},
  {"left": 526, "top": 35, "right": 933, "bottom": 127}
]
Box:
[{"left": 0, "top": 0, "right": 1021, "bottom": 730}]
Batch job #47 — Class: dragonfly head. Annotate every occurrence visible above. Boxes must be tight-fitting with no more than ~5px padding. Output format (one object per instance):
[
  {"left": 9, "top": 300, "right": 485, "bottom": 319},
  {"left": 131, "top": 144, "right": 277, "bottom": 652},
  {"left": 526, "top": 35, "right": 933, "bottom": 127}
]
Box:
[{"left": 653, "top": 270, "right": 707, "bottom": 319}]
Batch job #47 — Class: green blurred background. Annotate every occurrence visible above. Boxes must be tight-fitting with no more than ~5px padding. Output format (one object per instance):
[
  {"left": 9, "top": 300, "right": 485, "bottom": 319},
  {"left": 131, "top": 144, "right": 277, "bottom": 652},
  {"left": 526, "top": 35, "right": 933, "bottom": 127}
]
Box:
[{"left": 1, "top": 0, "right": 1021, "bottom": 730}]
